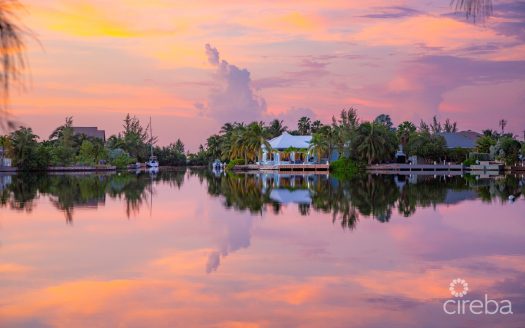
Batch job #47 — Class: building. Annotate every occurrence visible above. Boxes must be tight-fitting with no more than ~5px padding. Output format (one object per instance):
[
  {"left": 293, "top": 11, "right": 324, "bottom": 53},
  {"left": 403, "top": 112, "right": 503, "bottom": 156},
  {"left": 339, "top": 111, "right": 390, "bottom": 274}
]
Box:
[
  {"left": 261, "top": 132, "right": 338, "bottom": 164},
  {"left": 261, "top": 132, "right": 317, "bottom": 164},
  {"left": 438, "top": 131, "right": 481, "bottom": 149},
  {"left": 72, "top": 127, "right": 106, "bottom": 141},
  {"left": 0, "top": 146, "right": 12, "bottom": 167}
]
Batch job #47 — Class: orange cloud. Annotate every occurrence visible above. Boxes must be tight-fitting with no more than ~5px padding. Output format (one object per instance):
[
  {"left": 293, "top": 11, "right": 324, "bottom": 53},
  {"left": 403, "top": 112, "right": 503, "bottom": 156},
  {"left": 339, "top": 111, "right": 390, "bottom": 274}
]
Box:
[
  {"left": 0, "top": 263, "right": 31, "bottom": 274},
  {"left": 272, "top": 12, "right": 325, "bottom": 33},
  {"left": 29, "top": 3, "right": 144, "bottom": 38},
  {"left": 12, "top": 82, "right": 196, "bottom": 117}
]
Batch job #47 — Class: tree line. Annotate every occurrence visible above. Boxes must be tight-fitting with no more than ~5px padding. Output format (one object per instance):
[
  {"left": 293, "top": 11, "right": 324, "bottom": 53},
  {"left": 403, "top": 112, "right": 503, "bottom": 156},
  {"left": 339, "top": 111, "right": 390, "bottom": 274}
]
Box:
[
  {"left": 1, "top": 109, "right": 524, "bottom": 171},
  {"left": 5, "top": 169, "right": 522, "bottom": 225},
  {"left": 197, "top": 108, "right": 525, "bottom": 167},
  {"left": 0, "top": 114, "right": 189, "bottom": 170}
]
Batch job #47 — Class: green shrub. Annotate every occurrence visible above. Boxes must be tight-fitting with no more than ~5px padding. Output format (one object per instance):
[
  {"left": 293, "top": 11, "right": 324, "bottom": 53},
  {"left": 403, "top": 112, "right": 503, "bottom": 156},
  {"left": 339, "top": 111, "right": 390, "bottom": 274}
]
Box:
[
  {"left": 469, "top": 152, "right": 491, "bottom": 162},
  {"left": 226, "top": 158, "right": 245, "bottom": 170},
  {"left": 462, "top": 158, "right": 476, "bottom": 166},
  {"left": 111, "top": 154, "right": 134, "bottom": 169},
  {"left": 446, "top": 147, "right": 470, "bottom": 163},
  {"left": 330, "top": 158, "right": 361, "bottom": 179}
]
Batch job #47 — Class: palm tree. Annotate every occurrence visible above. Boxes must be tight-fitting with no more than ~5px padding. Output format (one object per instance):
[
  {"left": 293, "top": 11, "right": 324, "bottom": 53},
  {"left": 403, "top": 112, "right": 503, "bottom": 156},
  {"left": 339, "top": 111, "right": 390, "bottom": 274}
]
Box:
[
  {"left": 227, "top": 127, "right": 246, "bottom": 161},
  {"left": 297, "top": 116, "right": 311, "bottom": 135},
  {"left": 311, "top": 120, "right": 322, "bottom": 133},
  {"left": 0, "top": 1, "right": 27, "bottom": 127},
  {"left": 354, "top": 123, "right": 393, "bottom": 165},
  {"left": 10, "top": 126, "right": 38, "bottom": 168},
  {"left": 397, "top": 121, "right": 416, "bottom": 147},
  {"left": 206, "top": 134, "right": 222, "bottom": 160},
  {"left": 49, "top": 116, "right": 73, "bottom": 140},
  {"left": 308, "top": 132, "right": 329, "bottom": 163},
  {"left": 243, "top": 122, "right": 272, "bottom": 163},
  {"left": 220, "top": 122, "right": 236, "bottom": 135},
  {"left": 309, "top": 127, "right": 341, "bottom": 164},
  {"left": 266, "top": 119, "right": 287, "bottom": 138}
]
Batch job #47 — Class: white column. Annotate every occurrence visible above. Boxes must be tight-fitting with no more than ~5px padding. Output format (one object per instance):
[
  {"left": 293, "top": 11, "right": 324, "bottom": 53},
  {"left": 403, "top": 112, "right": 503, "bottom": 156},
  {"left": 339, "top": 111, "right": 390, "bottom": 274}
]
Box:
[
  {"left": 290, "top": 151, "right": 295, "bottom": 162},
  {"left": 262, "top": 150, "right": 268, "bottom": 164}
]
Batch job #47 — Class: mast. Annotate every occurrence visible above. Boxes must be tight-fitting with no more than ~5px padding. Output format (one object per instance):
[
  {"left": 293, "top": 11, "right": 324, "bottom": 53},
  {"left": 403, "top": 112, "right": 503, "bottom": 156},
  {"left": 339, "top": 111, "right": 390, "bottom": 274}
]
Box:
[{"left": 150, "top": 116, "right": 153, "bottom": 157}]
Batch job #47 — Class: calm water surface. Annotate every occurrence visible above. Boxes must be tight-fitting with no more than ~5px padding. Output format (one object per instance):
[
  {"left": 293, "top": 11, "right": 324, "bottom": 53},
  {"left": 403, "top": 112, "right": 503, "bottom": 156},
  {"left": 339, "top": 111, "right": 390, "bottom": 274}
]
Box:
[{"left": 0, "top": 170, "right": 524, "bottom": 327}]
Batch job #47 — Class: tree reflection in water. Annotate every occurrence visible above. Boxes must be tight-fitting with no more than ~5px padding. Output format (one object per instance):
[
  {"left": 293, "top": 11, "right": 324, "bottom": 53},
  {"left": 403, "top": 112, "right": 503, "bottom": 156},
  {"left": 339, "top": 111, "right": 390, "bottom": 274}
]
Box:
[
  {"left": 194, "top": 170, "right": 525, "bottom": 231},
  {"left": 1, "top": 169, "right": 523, "bottom": 228},
  {"left": 0, "top": 170, "right": 187, "bottom": 222}
]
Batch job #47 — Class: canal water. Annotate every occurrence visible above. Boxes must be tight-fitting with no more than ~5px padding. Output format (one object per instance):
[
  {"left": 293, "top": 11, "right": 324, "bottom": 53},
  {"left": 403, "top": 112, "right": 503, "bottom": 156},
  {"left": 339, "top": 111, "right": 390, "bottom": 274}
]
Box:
[{"left": 0, "top": 170, "right": 523, "bottom": 327}]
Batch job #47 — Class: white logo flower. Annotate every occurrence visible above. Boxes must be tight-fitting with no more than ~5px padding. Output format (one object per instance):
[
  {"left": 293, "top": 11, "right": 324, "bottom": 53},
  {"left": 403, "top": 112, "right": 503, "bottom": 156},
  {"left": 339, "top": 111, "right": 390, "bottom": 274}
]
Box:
[{"left": 449, "top": 278, "right": 469, "bottom": 297}]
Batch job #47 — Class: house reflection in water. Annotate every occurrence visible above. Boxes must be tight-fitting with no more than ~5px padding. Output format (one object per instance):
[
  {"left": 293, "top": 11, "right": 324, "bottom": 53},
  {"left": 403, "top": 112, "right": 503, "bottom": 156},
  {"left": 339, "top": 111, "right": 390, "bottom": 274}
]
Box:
[
  {"left": 0, "top": 174, "right": 12, "bottom": 191},
  {"left": 393, "top": 173, "right": 479, "bottom": 205},
  {"left": 259, "top": 173, "right": 329, "bottom": 205}
]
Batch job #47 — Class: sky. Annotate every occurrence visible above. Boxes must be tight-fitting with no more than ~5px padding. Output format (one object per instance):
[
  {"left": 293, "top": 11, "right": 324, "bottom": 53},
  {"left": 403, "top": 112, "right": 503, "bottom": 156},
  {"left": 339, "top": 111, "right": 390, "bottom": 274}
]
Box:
[{"left": 8, "top": 0, "right": 525, "bottom": 150}]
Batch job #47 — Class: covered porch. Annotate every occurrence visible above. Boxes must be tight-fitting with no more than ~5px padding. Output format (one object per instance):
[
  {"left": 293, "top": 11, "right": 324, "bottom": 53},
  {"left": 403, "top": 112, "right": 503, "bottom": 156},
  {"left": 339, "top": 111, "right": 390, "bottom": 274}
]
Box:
[
  {"left": 260, "top": 148, "right": 317, "bottom": 165},
  {"left": 259, "top": 132, "right": 326, "bottom": 166}
]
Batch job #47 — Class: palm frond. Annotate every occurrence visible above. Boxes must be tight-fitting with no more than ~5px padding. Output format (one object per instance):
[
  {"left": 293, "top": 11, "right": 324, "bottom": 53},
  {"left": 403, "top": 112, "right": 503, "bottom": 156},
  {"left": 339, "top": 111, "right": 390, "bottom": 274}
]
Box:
[
  {"left": 451, "top": 0, "right": 493, "bottom": 22},
  {"left": 0, "top": 0, "right": 28, "bottom": 130}
]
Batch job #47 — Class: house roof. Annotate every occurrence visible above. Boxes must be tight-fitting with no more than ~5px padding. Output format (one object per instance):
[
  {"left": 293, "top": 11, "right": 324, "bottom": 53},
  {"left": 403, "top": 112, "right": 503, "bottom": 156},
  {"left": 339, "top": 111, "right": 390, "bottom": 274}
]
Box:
[
  {"left": 266, "top": 132, "right": 312, "bottom": 150},
  {"left": 72, "top": 127, "right": 106, "bottom": 140},
  {"left": 269, "top": 189, "right": 312, "bottom": 204},
  {"left": 437, "top": 131, "right": 481, "bottom": 149}
]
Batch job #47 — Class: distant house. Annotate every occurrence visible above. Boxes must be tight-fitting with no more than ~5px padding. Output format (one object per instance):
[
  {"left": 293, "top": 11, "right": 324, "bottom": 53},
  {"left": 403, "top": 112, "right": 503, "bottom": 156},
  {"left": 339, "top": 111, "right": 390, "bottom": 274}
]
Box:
[
  {"left": 261, "top": 132, "right": 338, "bottom": 164},
  {"left": 268, "top": 132, "right": 312, "bottom": 150},
  {"left": 262, "top": 132, "right": 312, "bottom": 164},
  {"left": 72, "top": 127, "right": 106, "bottom": 142},
  {"left": 437, "top": 131, "right": 481, "bottom": 149},
  {"left": 0, "top": 146, "right": 11, "bottom": 167}
]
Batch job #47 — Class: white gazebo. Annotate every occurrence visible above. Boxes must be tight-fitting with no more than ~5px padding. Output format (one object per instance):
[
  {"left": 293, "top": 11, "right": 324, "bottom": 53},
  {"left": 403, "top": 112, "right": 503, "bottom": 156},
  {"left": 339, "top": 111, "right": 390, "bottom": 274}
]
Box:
[{"left": 261, "top": 132, "right": 313, "bottom": 165}]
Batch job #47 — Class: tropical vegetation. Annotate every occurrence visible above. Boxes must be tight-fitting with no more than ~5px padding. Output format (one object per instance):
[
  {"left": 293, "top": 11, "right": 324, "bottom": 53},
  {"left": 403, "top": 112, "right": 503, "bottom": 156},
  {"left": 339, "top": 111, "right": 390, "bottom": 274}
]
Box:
[
  {"left": 2, "top": 107, "right": 524, "bottom": 172},
  {"left": 204, "top": 106, "right": 525, "bottom": 174},
  {"left": 0, "top": 114, "right": 187, "bottom": 170}
]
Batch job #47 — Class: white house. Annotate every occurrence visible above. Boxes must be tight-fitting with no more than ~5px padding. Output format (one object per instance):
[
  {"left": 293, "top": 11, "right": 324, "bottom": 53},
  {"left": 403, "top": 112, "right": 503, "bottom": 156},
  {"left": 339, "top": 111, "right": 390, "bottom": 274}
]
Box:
[
  {"left": 261, "top": 132, "right": 314, "bottom": 164},
  {"left": 261, "top": 132, "right": 342, "bottom": 165}
]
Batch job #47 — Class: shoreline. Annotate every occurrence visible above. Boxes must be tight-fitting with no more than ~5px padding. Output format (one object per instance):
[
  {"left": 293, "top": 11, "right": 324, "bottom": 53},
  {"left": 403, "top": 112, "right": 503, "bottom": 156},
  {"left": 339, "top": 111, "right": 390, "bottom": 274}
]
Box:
[{"left": 0, "top": 165, "right": 205, "bottom": 173}]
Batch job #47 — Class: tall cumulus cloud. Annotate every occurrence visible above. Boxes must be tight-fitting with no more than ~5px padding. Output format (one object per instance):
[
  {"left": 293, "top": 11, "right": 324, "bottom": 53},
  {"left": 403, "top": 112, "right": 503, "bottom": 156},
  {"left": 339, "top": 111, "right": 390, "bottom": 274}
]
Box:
[{"left": 199, "top": 44, "right": 267, "bottom": 122}]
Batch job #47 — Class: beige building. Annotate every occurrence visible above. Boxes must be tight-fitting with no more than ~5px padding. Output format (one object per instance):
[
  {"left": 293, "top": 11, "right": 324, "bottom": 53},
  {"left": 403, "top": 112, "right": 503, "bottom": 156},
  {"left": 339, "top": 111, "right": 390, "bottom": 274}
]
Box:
[{"left": 72, "top": 127, "right": 106, "bottom": 141}]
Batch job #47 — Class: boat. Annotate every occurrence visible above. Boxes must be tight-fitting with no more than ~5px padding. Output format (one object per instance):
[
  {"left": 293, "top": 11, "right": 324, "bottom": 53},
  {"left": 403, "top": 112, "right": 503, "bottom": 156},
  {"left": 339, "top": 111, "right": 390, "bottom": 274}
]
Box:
[
  {"left": 146, "top": 156, "right": 159, "bottom": 168},
  {"left": 146, "top": 117, "right": 159, "bottom": 168},
  {"left": 148, "top": 166, "right": 159, "bottom": 175}
]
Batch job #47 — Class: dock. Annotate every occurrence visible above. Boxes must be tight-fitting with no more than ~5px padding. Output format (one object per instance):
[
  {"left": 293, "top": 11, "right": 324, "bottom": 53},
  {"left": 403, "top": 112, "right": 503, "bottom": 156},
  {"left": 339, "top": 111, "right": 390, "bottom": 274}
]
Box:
[
  {"left": 234, "top": 164, "right": 329, "bottom": 172},
  {"left": 0, "top": 167, "right": 17, "bottom": 172},
  {"left": 367, "top": 164, "right": 464, "bottom": 172},
  {"left": 46, "top": 165, "right": 117, "bottom": 172},
  {"left": 369, "top": 170, "right": 465, "bottom": 176},
  {"left": 264, "top": 164, "right": 329, "bottom": 172}
]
